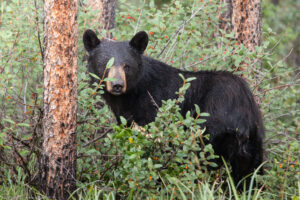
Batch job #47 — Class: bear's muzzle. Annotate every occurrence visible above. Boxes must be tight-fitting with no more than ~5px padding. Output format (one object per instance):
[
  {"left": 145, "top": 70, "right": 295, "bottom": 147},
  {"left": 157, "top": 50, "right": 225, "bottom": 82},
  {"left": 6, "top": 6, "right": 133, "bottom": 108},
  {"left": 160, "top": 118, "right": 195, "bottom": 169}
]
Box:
[{"left": 106, "top": 65, "right": 127, "bottom": 95}]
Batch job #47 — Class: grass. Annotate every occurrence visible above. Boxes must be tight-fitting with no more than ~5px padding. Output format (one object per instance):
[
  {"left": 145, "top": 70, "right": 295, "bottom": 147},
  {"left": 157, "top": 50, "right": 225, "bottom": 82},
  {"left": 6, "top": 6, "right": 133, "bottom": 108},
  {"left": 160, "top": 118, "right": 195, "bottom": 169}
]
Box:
[{"left": 2, "top": 162, "right": 297, "bottom": 200}]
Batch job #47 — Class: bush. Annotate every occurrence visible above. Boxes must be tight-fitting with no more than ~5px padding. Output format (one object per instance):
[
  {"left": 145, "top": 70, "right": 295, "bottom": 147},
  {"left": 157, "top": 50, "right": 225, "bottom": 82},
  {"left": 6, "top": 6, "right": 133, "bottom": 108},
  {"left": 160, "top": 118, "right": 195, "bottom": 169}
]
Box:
[{"left": 77, "top": 74, "right": 218, "bottom": 198}]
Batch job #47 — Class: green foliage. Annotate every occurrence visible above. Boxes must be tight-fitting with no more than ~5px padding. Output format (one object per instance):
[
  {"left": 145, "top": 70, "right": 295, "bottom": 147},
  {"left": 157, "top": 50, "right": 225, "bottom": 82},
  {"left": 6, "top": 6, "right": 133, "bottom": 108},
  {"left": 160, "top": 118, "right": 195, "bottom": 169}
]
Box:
[
  {"left": 101, "top": 77, "right": 217, "bottom": 198},
  {"left": 76, "top": 71, "right": 219, "bottom": 198},
  {"left": 0, "top": 0, "right": 299, "bottom": 199}
]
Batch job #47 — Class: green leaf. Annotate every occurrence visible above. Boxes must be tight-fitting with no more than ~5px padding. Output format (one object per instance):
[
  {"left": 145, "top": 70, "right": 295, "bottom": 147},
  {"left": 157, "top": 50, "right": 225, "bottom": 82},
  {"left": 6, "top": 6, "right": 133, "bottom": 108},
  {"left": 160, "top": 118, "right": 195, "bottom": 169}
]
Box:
[
  {"left": 209, "top": 162, "right": 218, "bottom": 168},
  {"left": 115, "top": 130, "right": 125, "bottom": 139},
  {"left": 194, "top": 104, "right": 200, "bottom": 114},
  {"left": 178, "top": 73, "right": 185, "bottom": 80},
  {"left": 3, "top": 118, "right": 15, "bottom": 124},
  {"left": 200, "top": 112, "right": 210, "bottom": 117},
  {"left": 104, "top": 77, "right": 117, "bottom": 82},
  {"left": 120, "top": 116, "right": 127, "bottom": 125},
  {"left": 154, "top": 164, "right": 163, "bottom": 169},
  {"left": 86, "top": 149, "right": 99, "bottom": 155},
  {"left": 186, "top": 77, "right": 196, "bottom": 82},
  {"left": 148, "top": 157, "right": 153, "bottom": 170},
  {"left": 89, "top": 72, "right": 100, "bottom": 80},
  {"left": 106, "top": 57, "right": 115, "bottom": 69},
  {"left": 17, "top": 123, "right": 30, "bottom": 127},
  {"left": 128, "top": 154, "right": 137, "bottom": 160}
]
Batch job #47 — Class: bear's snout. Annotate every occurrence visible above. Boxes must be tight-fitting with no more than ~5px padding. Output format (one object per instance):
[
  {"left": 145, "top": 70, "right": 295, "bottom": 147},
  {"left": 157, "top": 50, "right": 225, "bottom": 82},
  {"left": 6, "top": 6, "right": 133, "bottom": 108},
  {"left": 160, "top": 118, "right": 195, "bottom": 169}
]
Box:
[
  {"left": 106, "top": 65, "right": 127, "bottom": 96},
  {"left": 112, "top": 81, "right": 124, "bottom": 94}
]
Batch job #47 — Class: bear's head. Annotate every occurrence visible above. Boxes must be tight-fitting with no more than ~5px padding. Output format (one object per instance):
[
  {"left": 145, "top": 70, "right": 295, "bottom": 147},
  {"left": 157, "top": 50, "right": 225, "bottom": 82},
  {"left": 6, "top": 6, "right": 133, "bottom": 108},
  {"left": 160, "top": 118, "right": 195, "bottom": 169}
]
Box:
[{"left": 83, "top": 30, "right": 148, "bottom": 96}]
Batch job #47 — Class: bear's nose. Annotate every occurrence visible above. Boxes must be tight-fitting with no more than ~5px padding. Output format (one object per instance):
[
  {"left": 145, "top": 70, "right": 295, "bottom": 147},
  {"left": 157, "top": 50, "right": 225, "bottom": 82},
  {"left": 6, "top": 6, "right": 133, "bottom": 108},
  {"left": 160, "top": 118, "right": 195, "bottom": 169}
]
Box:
[{"left": 112, "top": 84, "right": 123, "bottom": 92}]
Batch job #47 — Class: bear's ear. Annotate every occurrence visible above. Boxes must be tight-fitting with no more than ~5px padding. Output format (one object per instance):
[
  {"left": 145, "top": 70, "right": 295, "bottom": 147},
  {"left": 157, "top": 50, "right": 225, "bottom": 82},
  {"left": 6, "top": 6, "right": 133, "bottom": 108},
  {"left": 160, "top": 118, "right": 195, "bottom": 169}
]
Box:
[
  {"left": 83, "top": 29, "right": 100, "bottom": 52},
  {"left": 129, "top": 31, "right": 148, "bottom": 53}
]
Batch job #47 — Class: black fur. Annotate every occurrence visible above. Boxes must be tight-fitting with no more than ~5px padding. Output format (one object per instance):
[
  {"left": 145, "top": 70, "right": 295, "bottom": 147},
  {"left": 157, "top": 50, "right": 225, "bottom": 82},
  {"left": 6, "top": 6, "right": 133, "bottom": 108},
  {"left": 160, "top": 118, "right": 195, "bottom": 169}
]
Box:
[{"left": 83, "top": 30, "right": 264, "bottom": 187}]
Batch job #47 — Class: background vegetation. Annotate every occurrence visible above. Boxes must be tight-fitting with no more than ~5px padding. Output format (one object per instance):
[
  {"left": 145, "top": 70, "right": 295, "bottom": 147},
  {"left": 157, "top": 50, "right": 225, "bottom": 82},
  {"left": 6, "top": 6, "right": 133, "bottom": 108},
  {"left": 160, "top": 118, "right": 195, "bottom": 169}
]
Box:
[{"left": 0, "top": 0, "right": 299, "bottom": 199}]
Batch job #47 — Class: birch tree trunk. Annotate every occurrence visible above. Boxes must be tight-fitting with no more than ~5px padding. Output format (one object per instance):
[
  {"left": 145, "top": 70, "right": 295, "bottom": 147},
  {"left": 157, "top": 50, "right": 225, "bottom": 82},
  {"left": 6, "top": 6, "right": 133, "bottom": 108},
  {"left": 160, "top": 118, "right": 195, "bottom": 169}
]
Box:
[
  {"left": 87, "top": 0, "right": 116, "bottom": 38},
  {"left": 40, "top": 0, "right": 78, "bottom": 199}
]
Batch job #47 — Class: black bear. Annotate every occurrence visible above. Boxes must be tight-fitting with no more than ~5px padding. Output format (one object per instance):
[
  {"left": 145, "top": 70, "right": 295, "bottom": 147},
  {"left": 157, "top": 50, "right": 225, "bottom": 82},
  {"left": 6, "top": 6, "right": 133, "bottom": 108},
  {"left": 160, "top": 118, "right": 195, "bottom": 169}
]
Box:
[{"left": 83, "top": 30, "right": 264, "bottom": 186}]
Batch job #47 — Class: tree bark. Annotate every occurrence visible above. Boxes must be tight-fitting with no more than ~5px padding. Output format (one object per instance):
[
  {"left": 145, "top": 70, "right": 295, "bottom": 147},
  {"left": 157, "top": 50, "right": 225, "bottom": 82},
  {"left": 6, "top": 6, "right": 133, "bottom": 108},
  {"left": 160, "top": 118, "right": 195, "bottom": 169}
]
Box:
[
  {"left": 220, "top": 0, "right": 262, "bottom": 52},
  {"left": 231, "top": 0, "right": 262, "bottom": 51},
  {"left": 87, "top": 0, "right": 116, "bottom": 39},
  {"left": 40, "top": 0, "right": 78, "bottom": 199}
]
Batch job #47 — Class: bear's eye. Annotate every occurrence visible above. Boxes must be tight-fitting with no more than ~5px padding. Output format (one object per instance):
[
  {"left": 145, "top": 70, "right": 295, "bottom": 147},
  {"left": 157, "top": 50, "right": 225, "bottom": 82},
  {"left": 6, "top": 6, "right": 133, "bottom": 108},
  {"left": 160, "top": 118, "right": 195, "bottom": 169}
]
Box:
[{"left": 124, "top": 65, "right": 130, "bottom": 72}]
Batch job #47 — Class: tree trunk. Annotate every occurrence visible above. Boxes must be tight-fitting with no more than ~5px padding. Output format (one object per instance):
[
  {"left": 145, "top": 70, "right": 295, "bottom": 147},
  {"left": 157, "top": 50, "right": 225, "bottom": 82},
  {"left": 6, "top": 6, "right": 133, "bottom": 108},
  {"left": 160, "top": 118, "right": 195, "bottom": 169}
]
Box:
[
  {"left": 40, "top": 0, "right": 78, "bottom": 199},
  {"left": 220, "top": 0, "right": 262, "bottom": 52},
  {"left": 87, "top": 0, "right": 116, "bottom": 39},
  {"left": 231, "top": 0, "right": 262, "bottom": 52},
  {"left": 219, "top": 0, "right": 262, "bottom": 74}
]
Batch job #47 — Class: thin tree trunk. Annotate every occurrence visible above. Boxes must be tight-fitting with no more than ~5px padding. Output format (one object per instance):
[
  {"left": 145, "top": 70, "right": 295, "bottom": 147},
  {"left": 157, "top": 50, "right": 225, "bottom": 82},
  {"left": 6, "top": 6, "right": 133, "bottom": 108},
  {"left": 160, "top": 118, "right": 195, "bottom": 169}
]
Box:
[
  {"left": 40, "top": 0, "right": 78, "bottom": 199},
  {"left": 87, "top": 0, "right": 116, "bottom": 38}
]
